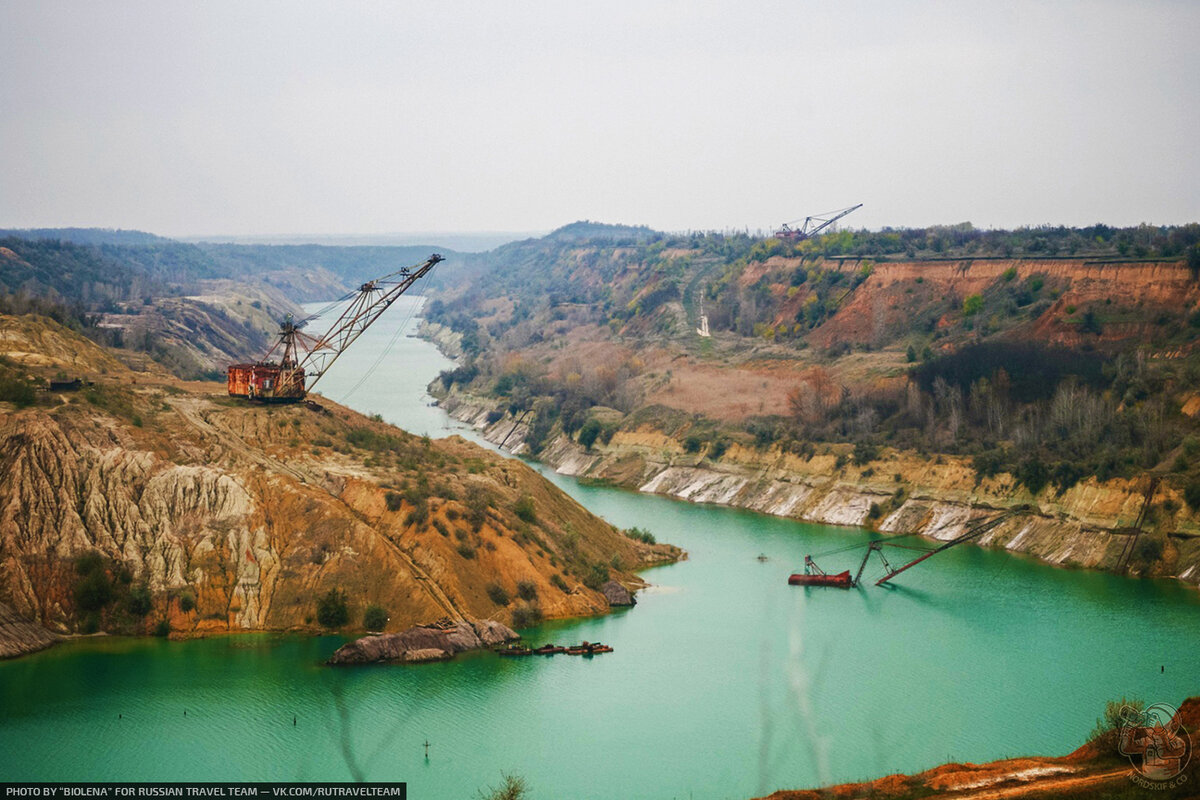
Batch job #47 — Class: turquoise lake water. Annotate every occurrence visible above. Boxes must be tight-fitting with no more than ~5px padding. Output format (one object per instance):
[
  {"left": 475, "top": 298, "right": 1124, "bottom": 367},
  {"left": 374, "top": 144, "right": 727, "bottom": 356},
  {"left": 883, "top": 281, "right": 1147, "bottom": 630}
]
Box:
[{"left": 2, "top": 295, "right": 1198, "bottom": 798}]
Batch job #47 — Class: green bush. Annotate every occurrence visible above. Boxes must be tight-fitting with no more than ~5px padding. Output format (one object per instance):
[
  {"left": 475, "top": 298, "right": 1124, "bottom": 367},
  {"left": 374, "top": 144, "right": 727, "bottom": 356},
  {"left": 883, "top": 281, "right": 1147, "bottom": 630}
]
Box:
[
  {"left": 550, "top": 573, "right": 569, "bottom": 592},
  {"left": 1185, "top": 479, "right": 1200, "bottom": 511},
  {"left": 0, "top": 375, "right": 36, "bottom": 407},
  {"left": 852, "top": 441, "right": 878, "bottom": 466},
  {"left": 486, "top": 583, "right": 510, "bottom": 606},
  {"left": 457, "top": 542, "right": 477, "bottom": 559},
  {"left": 626, "top": 526, "right": 656, "bottom": 544},
  {"left": 464, "top": 485, "right": 490, "bottom": 531},
  {"left": 153, "top": 619, "right": 170, "bottom": 637},
  {"left": 1135, "top": 535, "right": 1165, "bottom": 564},
  {"left": 363, "top": 604, "right": 388, "bottom": 631},
  {"left": 178, "top": 590, "right": 196, "bottom": 613},
  {"left": 577, "top": 418, "right": 602, "bottom": 449},
  {"left": 480, "top": 773, "right": 528, "bottom": 800},
  {"left": 516, "top": 580, "right": 538, "bottom": 601},
  {"left": 583, "top": 563, "right": 609, "bottom": 590},
  {"left": 406, "top": 502, "right": 429, "bottom": 527},
  {"left": 1089, "top": 697, "right": 1143, "bottom": 745},
  {"left": 598, "top": 424, "right": 618, "bottom": 446},
  {"left": 74, "top": 570, "right": 112, "bottom": 613},
  {"left": 1015, "top": 457, "right": 1049, "bottom": 495},
  {"left": 510, "top": 602, "right": 543, "bottom": 629},
  {"left": 962, "top": 294, "right": 984, "bottom": 316},
  {"left": 972, "top": 449, "right": 1005, "bottom": 482},
  {"left": 708, "top": 438, "right": 730, "bottom": 460},
  {"left": 127, "top": 585, "right": 152, "bottom": 617},
  {"left": 75, "top": 551, "right": 105, "bottom": 576},
  {"left": 385, "top": 491, "right": 404, "bottom": 512},
  {"left": 514, "top": 495, "right": 537, "bottom": 523},
  {"left": 316, "top": 588, "right": 350, "bottom": 628}
]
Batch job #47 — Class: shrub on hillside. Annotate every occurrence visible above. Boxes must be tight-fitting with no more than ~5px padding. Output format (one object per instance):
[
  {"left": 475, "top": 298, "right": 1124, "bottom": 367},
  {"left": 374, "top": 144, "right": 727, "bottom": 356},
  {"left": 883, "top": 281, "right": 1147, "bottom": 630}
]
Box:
[
  {"left": 178, "top": 591, "right": 196, "bottom": 613},
  {"left": 625, "top": 526, "right": 656, "bottom": 544},
  {"left": 73, "top": 553, "right": 112, "bottom": 613},
  {"left": 363, "top": 604, "right": 388, "bottom": 631},
  {"left": 1184, "top": 479, "right": 1200, "bottom": 511},
  {"left": 510, "top": 602, "right": 543, "bottom": 629},
  {"left": 583, "top": 563, "right": 609, "bottom": 590},
  {"left": 514, "top": 495, "right": 537, "bottom": 523},
  {"left": 127, "top": 585, "right": 152, "bottom": 617},
  {"left": 316, "top": 588, "right": 350, "bottom": 628},
  {"left": 1089, "top": 697, "right": 1143, "bottom": 748},
  {"left": 0, "top": 375, "right": 36, "bottom": 407},
  {"left": 577, "top": 418, "right": 602, "bottom": 450},
  {"left": 486, "top": 583, "right": 510, "bottom": 606}
]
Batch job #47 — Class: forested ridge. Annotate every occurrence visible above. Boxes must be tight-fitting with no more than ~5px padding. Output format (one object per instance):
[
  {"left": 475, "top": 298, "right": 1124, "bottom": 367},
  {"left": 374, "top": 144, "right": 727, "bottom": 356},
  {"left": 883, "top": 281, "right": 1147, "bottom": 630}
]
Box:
[{"left": 426, "top": 220, "right": 1200, "bottom": 503}]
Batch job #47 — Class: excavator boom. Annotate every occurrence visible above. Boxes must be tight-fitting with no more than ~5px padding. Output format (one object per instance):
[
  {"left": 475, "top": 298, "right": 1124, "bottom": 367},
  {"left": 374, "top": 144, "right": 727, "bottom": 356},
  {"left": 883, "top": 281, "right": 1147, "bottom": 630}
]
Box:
[
  {"left": 227, "top": 254, "right": 444, "bottom": 402},
  {"left": 775, "top": 203, "right": 863, "bottom": 241}
]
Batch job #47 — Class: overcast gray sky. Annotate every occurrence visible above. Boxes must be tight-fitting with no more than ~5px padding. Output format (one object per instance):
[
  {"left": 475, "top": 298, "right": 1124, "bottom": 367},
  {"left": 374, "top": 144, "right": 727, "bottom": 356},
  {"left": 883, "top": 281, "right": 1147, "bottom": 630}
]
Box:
[{"left": 2, "top": 1, "right": 1197, "bottom": 237}]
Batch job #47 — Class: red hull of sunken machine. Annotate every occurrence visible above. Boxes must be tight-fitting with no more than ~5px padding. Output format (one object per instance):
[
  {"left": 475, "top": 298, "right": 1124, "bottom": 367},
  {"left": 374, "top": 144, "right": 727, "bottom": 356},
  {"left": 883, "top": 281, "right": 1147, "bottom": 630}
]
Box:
[
  {"left": 788, "top": 569, "right": 853, "bottom": 588},
  {"left": 227, "top": 254, "right": 444, "bottom": 403}
]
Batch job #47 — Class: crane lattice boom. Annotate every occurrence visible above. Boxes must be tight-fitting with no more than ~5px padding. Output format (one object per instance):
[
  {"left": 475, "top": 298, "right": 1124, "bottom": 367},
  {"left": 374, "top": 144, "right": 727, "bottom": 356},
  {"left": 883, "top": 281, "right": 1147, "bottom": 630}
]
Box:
[
  {"left": 227, "top": 254, "right": 444, "bottom": 402},
  {"left": 775, "top": 203, "right": 863, "bottom": 241}
]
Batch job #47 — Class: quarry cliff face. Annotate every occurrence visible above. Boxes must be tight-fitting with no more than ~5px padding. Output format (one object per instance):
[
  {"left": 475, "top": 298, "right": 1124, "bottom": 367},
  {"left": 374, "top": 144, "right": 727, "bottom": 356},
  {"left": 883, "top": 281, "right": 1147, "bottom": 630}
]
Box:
[
  {"left": 0, "top": 317, "right": 679, "bottom": 657},
  {"left": 773, "top": 256, "right": 1199, "bottom": 350},
  {"left": 442, "top": 391, "right": 1200, "bottom": 589},
  {"left": 0, "top": 398, "right": 674, "bottom": 646}
]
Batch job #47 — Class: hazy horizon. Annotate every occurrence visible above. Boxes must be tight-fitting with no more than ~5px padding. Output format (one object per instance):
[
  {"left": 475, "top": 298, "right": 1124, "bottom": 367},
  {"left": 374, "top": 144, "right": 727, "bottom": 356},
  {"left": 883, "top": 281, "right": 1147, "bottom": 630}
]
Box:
[
  {"left": 2, "top": 1, "right": 1198, "bottom": 236},
  {"left": 3, "top": 217, "right": 1198, "bottom": 253}
]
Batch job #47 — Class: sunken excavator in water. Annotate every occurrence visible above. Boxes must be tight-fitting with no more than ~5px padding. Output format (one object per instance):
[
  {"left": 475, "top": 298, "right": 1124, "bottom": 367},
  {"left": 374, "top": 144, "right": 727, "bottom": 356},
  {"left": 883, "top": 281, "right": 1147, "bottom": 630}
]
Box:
[{"left": 227, "top": 254, "right": 444, "bottom": 402}]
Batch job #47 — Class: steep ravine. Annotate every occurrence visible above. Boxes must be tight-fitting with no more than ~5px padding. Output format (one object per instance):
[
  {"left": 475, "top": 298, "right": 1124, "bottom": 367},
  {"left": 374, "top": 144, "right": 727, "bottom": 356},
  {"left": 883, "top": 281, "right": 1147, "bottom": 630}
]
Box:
[{"left": 440, "top": 390, "right": 1200, "bottom": 588}]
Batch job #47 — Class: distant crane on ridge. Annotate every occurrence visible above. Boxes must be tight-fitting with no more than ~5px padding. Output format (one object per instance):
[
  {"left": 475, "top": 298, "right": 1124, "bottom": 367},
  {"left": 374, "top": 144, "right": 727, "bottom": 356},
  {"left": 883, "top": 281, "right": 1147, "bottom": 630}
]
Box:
[{"left": 774, "top": 203, "right": 863, "bottom": 241}]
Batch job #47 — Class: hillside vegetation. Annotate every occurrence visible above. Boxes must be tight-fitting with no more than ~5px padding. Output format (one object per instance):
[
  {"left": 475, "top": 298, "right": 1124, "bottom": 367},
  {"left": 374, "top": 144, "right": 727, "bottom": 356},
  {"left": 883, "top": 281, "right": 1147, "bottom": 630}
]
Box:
[{"left": 425, "top": 221, "right": 1200, "bottom": 545}]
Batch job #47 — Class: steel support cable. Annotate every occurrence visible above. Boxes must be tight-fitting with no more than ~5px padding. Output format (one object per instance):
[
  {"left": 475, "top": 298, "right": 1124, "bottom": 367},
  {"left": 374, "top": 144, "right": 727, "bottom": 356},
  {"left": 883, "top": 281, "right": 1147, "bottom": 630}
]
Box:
[
  {"left": 807, "top": 541, "right": 872, "bottom": 559},
  {"left": 302, "top": 256, "right": 442, "bottom": 397},
  {"left": 336, "top": 311, "right": 410, "bottom": 402},
  {"left": 298, "top": 290, "right": 359, "bottom": 328},
  {"left": 336, "top": 276, "right": 433, "bottom": 403}
]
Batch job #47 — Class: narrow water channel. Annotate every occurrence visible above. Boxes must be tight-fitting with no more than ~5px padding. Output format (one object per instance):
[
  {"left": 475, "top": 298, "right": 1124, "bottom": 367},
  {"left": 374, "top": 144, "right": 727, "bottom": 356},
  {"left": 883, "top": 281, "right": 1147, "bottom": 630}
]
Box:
[{"left": 2, "top": 296, "right": 1197, "bottom": 799}]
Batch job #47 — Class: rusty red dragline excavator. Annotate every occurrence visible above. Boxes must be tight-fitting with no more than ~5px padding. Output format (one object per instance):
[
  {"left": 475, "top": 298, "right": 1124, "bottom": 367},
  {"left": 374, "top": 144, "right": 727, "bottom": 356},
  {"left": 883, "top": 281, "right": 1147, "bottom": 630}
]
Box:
[{"left": 227, "top": 253, "right": 444, "bottom": 402}]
